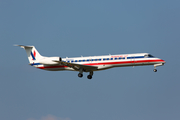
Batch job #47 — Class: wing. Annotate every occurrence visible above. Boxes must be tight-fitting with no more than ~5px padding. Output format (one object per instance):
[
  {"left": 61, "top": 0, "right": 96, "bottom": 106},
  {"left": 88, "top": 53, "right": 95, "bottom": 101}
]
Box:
[{"left": 53, "top": 60, "right": 98, "bottom": 71}]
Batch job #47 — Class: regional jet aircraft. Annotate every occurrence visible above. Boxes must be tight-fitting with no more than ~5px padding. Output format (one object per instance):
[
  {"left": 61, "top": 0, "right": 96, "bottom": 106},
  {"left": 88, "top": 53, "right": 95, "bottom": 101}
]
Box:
[{"left": 16, "top": 45, "right": 165, "bottom": 79}]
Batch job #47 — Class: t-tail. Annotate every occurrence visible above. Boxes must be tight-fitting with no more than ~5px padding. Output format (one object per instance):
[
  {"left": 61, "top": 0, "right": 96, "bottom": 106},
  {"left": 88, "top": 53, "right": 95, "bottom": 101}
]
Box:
[{"left": 15, "top": 45, "right": 44, "bottom": 64}]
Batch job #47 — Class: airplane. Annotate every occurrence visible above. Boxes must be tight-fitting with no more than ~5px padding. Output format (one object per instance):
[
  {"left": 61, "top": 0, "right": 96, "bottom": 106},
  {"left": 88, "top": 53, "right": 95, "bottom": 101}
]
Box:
[{"left": 16, "top": 45, "right": 165, "bottom": 79}]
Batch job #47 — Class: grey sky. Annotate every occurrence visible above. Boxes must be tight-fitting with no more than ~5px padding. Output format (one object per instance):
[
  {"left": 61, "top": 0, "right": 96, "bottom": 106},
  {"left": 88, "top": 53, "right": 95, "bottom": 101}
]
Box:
[{"left": 0, "top": 0, "right": 180, "bottom": 120}]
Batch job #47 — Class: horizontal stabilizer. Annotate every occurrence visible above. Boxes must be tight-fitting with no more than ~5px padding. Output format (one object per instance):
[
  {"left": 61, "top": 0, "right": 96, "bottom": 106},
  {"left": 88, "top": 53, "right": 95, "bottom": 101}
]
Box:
[{"left": 14, "top": 45, "right": 34, "bottom": 48}]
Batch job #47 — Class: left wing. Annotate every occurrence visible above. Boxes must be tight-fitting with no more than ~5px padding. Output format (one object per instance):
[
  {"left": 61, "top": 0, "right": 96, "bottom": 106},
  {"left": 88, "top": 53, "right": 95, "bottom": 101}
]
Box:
[{"left": 53, "top": 60, "right": 98, "bottom": 71}]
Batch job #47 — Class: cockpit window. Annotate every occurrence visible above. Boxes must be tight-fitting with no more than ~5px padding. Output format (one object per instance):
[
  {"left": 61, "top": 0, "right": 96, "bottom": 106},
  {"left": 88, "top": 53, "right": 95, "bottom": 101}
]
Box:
[
  {"left": 144, "top": 54, "right": 154, "bottom": 58},
  {"left": 148, "top": 54, "right": 154, "bottom": 57}
]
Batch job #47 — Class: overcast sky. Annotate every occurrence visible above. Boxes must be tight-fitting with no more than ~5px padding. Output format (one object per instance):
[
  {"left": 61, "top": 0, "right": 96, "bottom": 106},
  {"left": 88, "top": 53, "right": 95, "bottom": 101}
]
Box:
[{"left": 0, "top": 0, "right": 180, "bottom": 120}]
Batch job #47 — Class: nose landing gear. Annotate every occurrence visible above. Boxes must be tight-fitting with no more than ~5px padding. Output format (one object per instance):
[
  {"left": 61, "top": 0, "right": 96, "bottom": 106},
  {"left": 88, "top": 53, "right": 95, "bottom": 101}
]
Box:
[
  {"left": 153, "top": 66, "right": 157, "bottom": 72},
  {"left": 153, "top": 69, "right": 157, "bottom": 72},
  {"left": 153, "top": 63, "right": 165, "bottom": 72}
]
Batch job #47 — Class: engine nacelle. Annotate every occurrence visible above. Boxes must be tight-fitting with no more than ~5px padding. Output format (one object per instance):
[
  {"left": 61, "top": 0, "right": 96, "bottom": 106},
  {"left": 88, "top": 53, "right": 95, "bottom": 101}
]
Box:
[{"left": 39, "top": 57, "right": 61, "bottom": 65}]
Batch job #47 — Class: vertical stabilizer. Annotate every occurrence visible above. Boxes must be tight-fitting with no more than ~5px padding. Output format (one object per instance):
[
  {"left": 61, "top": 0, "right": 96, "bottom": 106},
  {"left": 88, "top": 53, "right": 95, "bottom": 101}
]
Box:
[{"left": 15, "top": 45, "right": 43, "bottom": 63}]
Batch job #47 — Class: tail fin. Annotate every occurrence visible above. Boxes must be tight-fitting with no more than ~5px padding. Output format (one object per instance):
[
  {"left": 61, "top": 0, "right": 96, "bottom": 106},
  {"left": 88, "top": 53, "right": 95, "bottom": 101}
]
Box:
[{"left": 15, "top": 45, "right": 44, "bottom": 63}]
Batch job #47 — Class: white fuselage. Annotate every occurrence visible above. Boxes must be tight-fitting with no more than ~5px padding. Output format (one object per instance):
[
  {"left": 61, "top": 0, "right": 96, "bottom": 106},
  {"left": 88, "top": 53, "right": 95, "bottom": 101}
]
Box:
[
  {"left": 30, "top": 53, "right": 165, "bottom": 72},
  {"left": 16, "top": 45, "right": 166, "bottom": 79}
]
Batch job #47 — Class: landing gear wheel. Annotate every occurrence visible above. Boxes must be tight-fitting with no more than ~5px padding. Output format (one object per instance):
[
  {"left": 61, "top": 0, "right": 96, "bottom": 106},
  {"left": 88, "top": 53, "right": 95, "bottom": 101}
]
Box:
[
  {"left": 78, "top": 73, "right": 83, "bottom": 78},
  {"left": 87, "top": 75, "right": 92, "bottom": 79},
  {"left": 153, "top": 69, "right": 157, "bottom": 72}
]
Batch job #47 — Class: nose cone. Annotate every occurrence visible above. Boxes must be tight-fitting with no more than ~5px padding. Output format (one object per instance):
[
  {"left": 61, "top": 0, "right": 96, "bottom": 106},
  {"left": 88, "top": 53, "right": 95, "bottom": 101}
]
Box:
[
  {"left": 160, "top": 59, "right": 166, "bottom": 65},
  {"left": 162, "top": 59, "right": 166, "bottom": 63}
]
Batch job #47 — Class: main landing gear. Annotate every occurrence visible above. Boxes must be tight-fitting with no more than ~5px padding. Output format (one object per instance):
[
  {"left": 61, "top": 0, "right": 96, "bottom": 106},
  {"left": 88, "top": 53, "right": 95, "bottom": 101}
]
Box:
[
  {"left": 78, "top": 70, "right": 93, "bottom": 79},
  {"left": 87, "top": 71, "right": 93, "bottom": 79}
]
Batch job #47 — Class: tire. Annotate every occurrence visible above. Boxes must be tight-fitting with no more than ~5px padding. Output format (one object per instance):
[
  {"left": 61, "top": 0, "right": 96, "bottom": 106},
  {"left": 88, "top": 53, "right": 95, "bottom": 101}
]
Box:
[
  {"left": 87, "top": 75, "right": 92, "bottom": 79},
  {"left": 78, "top": 73, "right": 83, "bottom": 78},
  {"left": 153, "top": 69, "right": 157, "bottom": 72}
]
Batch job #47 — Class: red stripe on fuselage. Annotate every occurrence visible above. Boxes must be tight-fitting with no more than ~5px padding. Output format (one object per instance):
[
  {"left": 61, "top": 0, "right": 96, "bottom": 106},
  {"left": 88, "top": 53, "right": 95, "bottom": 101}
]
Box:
[
  {"left": 38, "top": 65, "right": 67, "bottom": 69},
  {"left": 37, "top": 59, "right": 165, "bottom": 70},
  {"left": 84, "top": 59, "right": 165, "bottom": 66}
]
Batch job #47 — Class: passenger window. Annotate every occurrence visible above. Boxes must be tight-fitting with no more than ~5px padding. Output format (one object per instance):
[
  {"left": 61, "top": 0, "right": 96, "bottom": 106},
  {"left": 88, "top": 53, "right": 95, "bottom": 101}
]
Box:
[{"left": 111, "top": 58, "right": 113, "bottom": 60}]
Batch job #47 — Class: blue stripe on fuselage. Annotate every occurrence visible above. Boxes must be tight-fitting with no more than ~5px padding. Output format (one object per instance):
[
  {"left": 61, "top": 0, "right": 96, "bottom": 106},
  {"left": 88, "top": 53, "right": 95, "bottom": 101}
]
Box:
[
  {"left": 30, "top": 63, "right": 42, "bottom": 66},
  {"left": 30, "top": 56, "right": 151, "bottom": 65}
]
